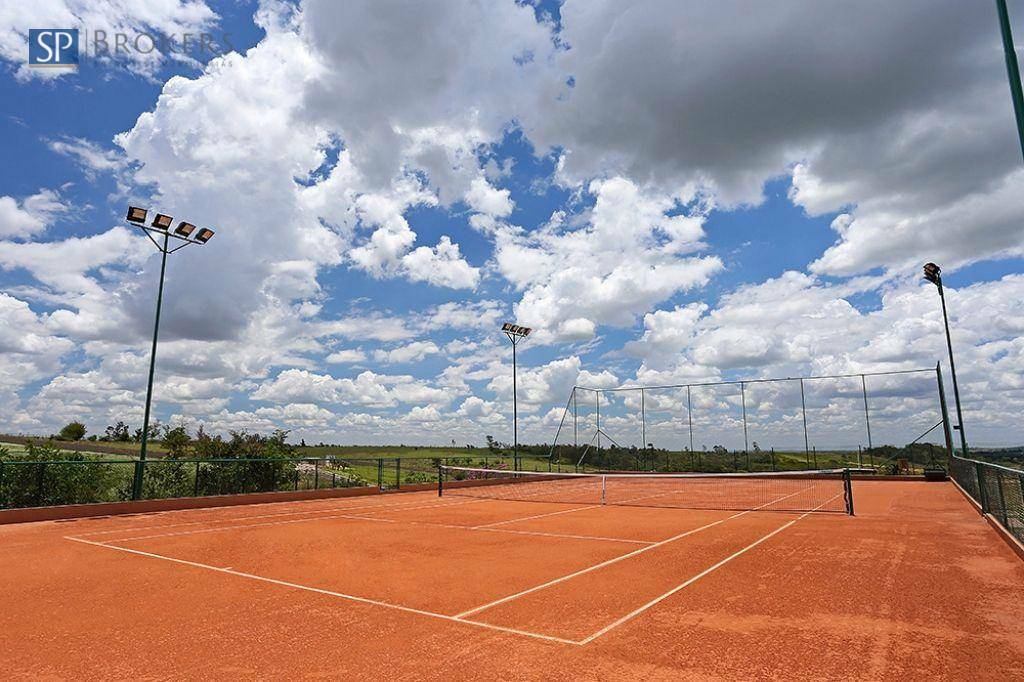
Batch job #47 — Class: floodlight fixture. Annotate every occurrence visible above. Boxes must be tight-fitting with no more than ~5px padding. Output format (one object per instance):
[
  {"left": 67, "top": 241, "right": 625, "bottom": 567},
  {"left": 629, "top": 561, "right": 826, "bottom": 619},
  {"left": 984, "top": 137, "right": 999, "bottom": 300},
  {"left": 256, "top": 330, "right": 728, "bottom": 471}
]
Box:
[
  {"left": 174, "top": 221, "right": 197, "bottom": 238},
  {"left": 502, "top": 323, "right": 532, "bottom": 337},
  {"left": 126, "top": 206, "right": 147, "bottom": 224},
  {"left": 194, "top": 227, "right": 215, "bottom": 243},
  {"left": 922, "top": 262, "right": 967, "bottom": 458},
  {"left": 151, "top": 213, "right": 173, "bottom": 230}
]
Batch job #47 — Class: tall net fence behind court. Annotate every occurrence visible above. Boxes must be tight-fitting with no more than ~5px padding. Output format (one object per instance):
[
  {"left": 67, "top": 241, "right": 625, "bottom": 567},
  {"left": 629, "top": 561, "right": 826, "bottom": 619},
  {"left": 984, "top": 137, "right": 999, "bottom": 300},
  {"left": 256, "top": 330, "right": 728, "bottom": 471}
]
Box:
[
  {"left": 439, "top": 465, "right": 854, "bottom": 514},
  {"left": 950, "top": 456, "right": 1024, "bottom": 545},
  {"left": 552, "top": 366, "right": 952, "bottom": 473}
]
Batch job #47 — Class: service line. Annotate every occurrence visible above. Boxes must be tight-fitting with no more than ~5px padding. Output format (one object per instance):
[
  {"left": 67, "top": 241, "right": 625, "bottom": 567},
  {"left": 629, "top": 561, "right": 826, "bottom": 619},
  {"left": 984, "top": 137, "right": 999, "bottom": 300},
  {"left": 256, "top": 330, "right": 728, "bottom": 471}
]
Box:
[{"left": 65, "top": 536, "right": 579, "bottom": 646}]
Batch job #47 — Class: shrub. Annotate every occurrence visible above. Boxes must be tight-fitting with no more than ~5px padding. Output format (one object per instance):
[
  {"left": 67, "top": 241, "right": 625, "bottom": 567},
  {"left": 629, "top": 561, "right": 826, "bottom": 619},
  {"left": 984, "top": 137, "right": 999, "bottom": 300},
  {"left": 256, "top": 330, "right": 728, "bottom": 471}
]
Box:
[{"left": 57, "top": 422, "right": 87, "bottom": 441}]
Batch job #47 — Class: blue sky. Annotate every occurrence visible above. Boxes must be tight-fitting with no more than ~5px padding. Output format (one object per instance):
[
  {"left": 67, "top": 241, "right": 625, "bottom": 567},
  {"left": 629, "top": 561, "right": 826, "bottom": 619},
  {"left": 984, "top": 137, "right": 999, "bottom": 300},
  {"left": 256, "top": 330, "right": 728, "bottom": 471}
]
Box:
[{"left": 1, "top": 1, "right": 1023, "bottom": 448}]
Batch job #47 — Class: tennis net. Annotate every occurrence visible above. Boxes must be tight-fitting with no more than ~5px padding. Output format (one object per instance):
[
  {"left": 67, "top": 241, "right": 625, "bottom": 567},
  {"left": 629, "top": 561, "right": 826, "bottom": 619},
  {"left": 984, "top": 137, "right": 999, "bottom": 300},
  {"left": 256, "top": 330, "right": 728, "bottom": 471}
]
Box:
[{"left": 438, "top": 466, "right": 854, "bottom": 514}]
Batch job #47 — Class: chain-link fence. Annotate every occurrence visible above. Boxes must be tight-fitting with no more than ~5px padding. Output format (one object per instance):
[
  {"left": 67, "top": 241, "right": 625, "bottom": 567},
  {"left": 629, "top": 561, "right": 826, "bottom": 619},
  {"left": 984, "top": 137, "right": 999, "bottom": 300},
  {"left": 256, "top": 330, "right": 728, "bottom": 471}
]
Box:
[
  {"left": 550, "top": 366, "right": 953, "bottom": 473},
  {"left": 950, "top": 455, "right": 1024, "bottom": 546}
]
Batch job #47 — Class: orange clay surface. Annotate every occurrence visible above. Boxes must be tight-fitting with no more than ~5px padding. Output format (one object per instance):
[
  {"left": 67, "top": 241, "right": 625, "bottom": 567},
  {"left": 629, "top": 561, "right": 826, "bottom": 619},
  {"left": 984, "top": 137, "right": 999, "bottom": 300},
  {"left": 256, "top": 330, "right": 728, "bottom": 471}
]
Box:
[{"left": 2, "top": 481, "right": 1023, "bottom": 680}]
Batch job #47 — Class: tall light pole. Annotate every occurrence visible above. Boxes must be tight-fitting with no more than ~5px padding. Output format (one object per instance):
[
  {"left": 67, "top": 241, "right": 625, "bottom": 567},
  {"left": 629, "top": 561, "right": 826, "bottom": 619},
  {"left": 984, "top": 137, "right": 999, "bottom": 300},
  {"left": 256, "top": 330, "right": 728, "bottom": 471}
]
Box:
[
  {"left": 923, "top": 263, "right": 968, "bottom": 457},
  {"left": 501, "top": 323, "right": 532, "bottom": 471},
  {"left": 996, "top": 0, "right": 1024, "bottom": 163},
  {"left": 126, "top": 206, "right": 215, "bottom": 499}
]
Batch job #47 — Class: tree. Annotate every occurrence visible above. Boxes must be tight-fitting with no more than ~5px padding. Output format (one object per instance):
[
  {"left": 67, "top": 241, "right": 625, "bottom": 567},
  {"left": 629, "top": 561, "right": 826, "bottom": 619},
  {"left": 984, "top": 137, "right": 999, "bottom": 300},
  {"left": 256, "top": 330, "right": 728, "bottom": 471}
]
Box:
[
  {"left": 58, "top": 422, "right": 87, "bottom": 441},
  {"left": 105, "top": 421, "right": 131, "bottom": 442},
  {"left": 162, "top": 424, "right": 191, "bottom": 457},
  {"left": 132, "top": 421, "right": 162, "bottom": 443}
]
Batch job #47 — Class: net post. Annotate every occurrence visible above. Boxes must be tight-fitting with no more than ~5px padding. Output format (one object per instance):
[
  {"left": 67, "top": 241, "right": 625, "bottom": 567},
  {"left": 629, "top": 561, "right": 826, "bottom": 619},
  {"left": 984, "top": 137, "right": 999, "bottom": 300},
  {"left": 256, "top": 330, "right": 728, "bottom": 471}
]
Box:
[
  {"left": 437, "top": 464, "right": 443, "bottom": 497},
  {"left": 844, "top": 468, "right": 854, "bottom": 516}
]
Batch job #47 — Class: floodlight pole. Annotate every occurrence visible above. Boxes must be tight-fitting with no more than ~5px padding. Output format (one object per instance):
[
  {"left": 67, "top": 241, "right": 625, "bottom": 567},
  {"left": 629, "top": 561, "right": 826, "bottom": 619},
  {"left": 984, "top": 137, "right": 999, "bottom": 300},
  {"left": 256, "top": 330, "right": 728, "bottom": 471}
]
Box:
[
  {"left": 501, "top": 325, "right": 531, "bottom": 471},
  {"left": 924, "top": 264, "right": 968, "bottom": 457},
  {"left": 133, "top": 231, "right": 170, "bottom": 500},
  {"left": 996, "top": 0, "right": 1024, "bottom": 163},
  {"left": 126, "top": 207, "right": 214, "bottom": 500},
  {"left": 509, "top": 333, "right": 520, "bottom": 470}
]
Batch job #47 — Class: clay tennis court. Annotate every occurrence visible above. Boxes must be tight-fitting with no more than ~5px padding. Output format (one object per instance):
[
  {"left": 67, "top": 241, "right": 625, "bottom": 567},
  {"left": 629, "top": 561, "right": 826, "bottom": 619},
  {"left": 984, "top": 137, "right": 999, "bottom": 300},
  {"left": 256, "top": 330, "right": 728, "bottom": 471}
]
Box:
[{"left": 2, "top": 475, "right": 1023, "bottom": 679}]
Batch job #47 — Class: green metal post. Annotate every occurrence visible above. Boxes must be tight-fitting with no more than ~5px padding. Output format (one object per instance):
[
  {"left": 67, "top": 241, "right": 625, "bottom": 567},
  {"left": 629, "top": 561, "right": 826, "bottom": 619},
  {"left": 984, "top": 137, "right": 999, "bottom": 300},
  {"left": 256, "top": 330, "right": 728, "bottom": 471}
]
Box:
[
  {"left": 37, "top": 462, "right": 45, "bottom": 506},
  {"left": 996, "top": 0, "right": 1024, "bottom": 162},
  {"left": 133, "top": 231, "right": 169, "bottom": 501},
  {"left": 976, "top": 462, "right": 989, "bottom": 513},
  {"left": 935, "top": 362, "right": 955, "bottom": 463},
  {"left": 995, "top": 470, "right": 1008, "bottom": 527},
  {"left": 934, "top": 279, "right": 968, "bottom": 457}
]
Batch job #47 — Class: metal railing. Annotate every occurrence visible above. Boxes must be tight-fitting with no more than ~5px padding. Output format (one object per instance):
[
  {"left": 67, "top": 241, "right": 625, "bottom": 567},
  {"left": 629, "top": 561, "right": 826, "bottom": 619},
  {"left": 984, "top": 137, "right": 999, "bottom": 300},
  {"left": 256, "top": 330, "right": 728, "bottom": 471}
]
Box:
[
  {"left": 950, "top": 454, "right": 1024, "bottom": 545},
  {"left": 0, "top": 455, "right": 531, "bottom": 510}
]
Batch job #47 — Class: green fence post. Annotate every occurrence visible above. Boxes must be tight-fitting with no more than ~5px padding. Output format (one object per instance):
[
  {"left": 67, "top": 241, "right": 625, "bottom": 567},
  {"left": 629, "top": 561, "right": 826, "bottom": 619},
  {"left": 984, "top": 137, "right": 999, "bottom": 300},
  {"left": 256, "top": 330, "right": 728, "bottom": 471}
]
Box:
[
  {"left": 314, "top": 460, "right": 320, "bottom": 490},
  {"left": 976, "top": 462, "right": 989, "bottom": 513},
  {"left": 377, "top": 459, "right": 383, "bottom": 491},
  {"left": 396, "top": 458, "right": 401, "bottom": 490},
  {"left": 193, "top": 461, "right": 200, "bottom": 497},
  {"left": 36, "top": 462, "right": 46, "bottom": 506},
  {"left": 995, "top": 470, "right": 1008, "bottom": 528},
  {"left": 0, "top": 460, "right": 4, "bottom": 509},
  {"left": 131, "top": 460, "right": 145, "bottom": 501}
]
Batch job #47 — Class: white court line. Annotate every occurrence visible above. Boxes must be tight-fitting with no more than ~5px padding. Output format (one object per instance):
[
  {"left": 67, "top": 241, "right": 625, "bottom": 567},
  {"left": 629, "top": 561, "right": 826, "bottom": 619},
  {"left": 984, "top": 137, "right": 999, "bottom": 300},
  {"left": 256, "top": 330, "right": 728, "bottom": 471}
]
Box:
[
  {"left": 65, "top": 536, "right": 579, "bottom": 646},
  {"left": 578, "top": 493, "right": 843, "bottom": 644},
  {"left": 92, "top": 498, "right": 487, "bottom": 544},
  {"left": 335, "top": 513, "right": 652, "bottom": 546},
  {"left": 472, "top": 505, "right": 598, "bottom": 529},
  {"left": 453, "top": 484, "right": 816, "bottom": 619},
  {"left": 74, "top": 493, "right": 470, "bottom": 538}
]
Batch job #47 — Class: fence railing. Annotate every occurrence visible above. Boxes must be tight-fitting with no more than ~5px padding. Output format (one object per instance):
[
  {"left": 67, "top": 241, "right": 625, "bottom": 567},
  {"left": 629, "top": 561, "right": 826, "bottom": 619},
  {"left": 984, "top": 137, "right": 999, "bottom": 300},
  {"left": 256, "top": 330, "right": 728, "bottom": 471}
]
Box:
[
  {"left": 949, "top": 454, "right": 1024, "bottom": 546},
  {"left": 0, "top": 455, "right": 536, "bottom": 510}
]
